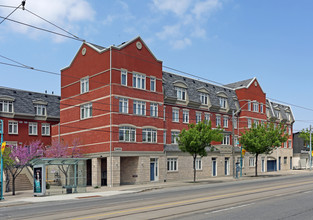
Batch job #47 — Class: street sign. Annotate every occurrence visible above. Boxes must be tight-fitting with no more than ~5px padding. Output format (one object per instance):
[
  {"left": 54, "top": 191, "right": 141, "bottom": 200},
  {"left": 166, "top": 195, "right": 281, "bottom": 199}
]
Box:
[{"left": 242, "top": 149, "right": 246, "bottom": 156}]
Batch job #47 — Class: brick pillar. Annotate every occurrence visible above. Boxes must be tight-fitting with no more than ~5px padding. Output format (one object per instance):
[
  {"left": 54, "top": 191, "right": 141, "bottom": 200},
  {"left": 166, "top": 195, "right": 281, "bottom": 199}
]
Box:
[
  {"left": 107, "top": 156, "right": 120, "bottom": 187},
  {"left": 92, "top": 158, "right": 101, "bottom": 187}
]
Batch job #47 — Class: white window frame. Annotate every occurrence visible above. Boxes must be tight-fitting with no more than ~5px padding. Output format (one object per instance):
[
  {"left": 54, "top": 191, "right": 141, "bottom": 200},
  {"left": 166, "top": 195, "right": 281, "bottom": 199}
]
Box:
[
  {"left": 81, "top": 103, "right": 92, "bottom": 119},
  {"left": 222, "top": 135, "right": 230, "bottom": 145},
  {"left": 196, "top": 157, "right": 202, "bottom": 170},
  {"left": 249, "top": 157, "right": 255, "bottom": 167},
  {"left": 41, "top": 123, "right": 50, "bottom": 136},
  {"left": 204, "top": 113, "right": 210, "bottom": 123},
  {"left": 288, "top": 140, "right": 292, "bottom": 148},
  {"left": 8, "top": 121, "right": 18, "bottom": 134},
  {"left": 253, "top": 102, "right": 259, "bottom": 112},
  {"left": 216, "top": 115, "right": 221, "bottom": 127},
  {"left": 142, "top": 128, "right": 157, "bottom": 143},
  {"left": 29, "top": 122, "right": 38, "bottom": 135},
  {"left": 119, "top": 126, "right": 136, "bottom": 142},
  {"left": 167, "top": 158, "right": 178, "bottom": 171},
  {"left": 80, "top": 77, "right": 89, "bottom": 94},
  {"left": 175, "top": 87, "right": 186, "bottom": 101},
  {"left": 248, "top": 100, "right": 251, "bottom": 111},
  {"left": 196, "top": 112, "right": 202, "bottom": 124},
  {"left": 172, "top": 108, "right": 179, "bottom": 122},
  {"left": 219, "top": 97, "right": 227, "bottom": 109},
  {"left": 121, "top": 69, "right": 127, "bottom": 86},
  {"left": 183, "top": 110, "right": 189, "bottom": 123},
  {"left": 284, "top": 142, "right": 287, "bottom": 148},
  {"left": 254, "top": 120, "right": 259, "bottom": 127},
  {"left": 0, "top": 100, "right": 13, "bottom": 113},
  {"left": 150, "top": 77, "right": 156, "bottom": 92},
  {"left": 119, "top": 98, "right": 128, "bottom": 114},
  {"left": 133, "top": 100, "right": 146, "bottom": 116},
  {"left": 133, "top": 73, "right": 146, "bottom": 90},
  {"left": 171, "top": 131, "right": 180, "bottom": 144},
  {"left": 150, "top": 103, "right": 158, "bottom": 117},
  {"left": 234, "top": 137, "right": 238, "bottom": 147},
  {"left": 260, "top": 104, "right": 263, "bottom": 113},
  {"left": 288, "top": 126, "right": 291, "bottom": 135},
  {"left": 223, "top": 116, "right": 228, "bottom": 128},
  {"left": 34, "top": 104, "right": 46, "bottom": 116},
  {"left": 200, "top": 93, "right": 208, "bottom": 105},
  {"left": 248, "top": 118, "right": 252, "bottom": 128}
]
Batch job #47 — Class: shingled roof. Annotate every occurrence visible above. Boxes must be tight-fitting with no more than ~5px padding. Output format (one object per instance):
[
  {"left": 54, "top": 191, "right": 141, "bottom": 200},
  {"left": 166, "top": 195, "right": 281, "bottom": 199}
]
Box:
[
  {"left": 0, "top": 87, "right": 60, "bottom": 119},
  {"left": 224, "top": 78, "right": 255, "bottom": 89}
]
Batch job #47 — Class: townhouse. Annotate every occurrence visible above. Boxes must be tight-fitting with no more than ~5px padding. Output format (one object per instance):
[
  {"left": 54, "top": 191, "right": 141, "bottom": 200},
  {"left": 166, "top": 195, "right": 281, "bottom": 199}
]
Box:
[{"left": 52, "top": 36, "right": 294, "bottom": 187}]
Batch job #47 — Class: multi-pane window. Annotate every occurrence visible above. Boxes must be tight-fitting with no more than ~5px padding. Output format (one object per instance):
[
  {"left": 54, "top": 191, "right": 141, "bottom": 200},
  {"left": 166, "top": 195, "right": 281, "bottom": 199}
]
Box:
[
  {"left": 219, "top": 97, "right": 227, "bottom": 108},
  {"left": 171, "top": 131, "right": 180, "bottom": 144},
  {"left": 222, "top": 135, "right": 230, "bottom": 145},
  {"left": 260, "top": 104, "right": 263, "bottom": 113},
  {"left": 0, "top": 100, "right": 13, "bottom": 113},
  {"left": 247, "top": 118, "right": 252, "bottom": 128},
  {"left": 80, "top": 77, "right": 89, "bottom": 94},
  {"left": 254, "top": 120, "right": 259, "bottom": 127},
  {"left": 183, "top": 110, "right": 189, "bottom": 123},
  {"left": 119, "top": 126, "right": 136, "bottom": 142},
  {"left": 284, "top": 142, "right": 287, "bottom": 148},
  {"left": 288, "top": 126, "right": 291, "bottom": 135},
  {"left": 196, "top": 112, "right": 202, "bottom": 124},
  {"left": 41, "top": 123, "right": 50, "bottom": 136},
  {"left": 150, "top": 103, "right": 158, "bottom": 117},
  {"left": 253, "top": 102, "right": 259, "bottom": 112},
  {"left": 248, "top": 100, "right": 251, "bottom": 111},
  {"left": 223, "top": 117, "right": 228, "bottom": 128},
  {"left": 34, "top": 104, "right": 46, "bottom": 116},
  {"left": 81, "top": 103, "right": 92, "bottom": 119},
  {"left": 200, "top": 93, "right": 208, "bottom": 105},
  {"left": 150, "top": 77, "right": 156, "bottom": 92},
  {"left": 249, "top": 157, "right": 255, "bottom": 167},
  {"left": 119, "top": 98, "right": 128, "bottom": 113},
  {"left": 29, "top": 122, "right": 38, "bottom": 135},
  {"left": 133, "top": 73, "right": 146, "bottom": 89},
  {"left": 172, "top": 108, "right": 179, "bottom": 122},
  {"left": 175, "top": 87, "right": 186, "bottom": 101},
  {"left": 0, "top": 120, "right": 3, "bottom": 134},
  {"left": 142, "top": 128, "right": 157, "bottom": 143},
  {"left": 288, "top": 140, "right": 292, "bottom": 148},
  {"left": 216, "top": 115, "right": 221, "bottom": 127},
  {"left": 133, "top": 101, "right": 146, "bottom": 116},
  {"left": 8, "top": 121, "right": 18, "bottom": 134},
  {"left": 167, "top": 158, "right": 178, "bottom": 171},
  {"left": 196, "top": 158, "right": 202, "bottom": 170},
  {"left": 204, "top": 113, "right": 210, "bottom": 123},
  {"left": 121, "top": 69, "right": 127, "bottom": 86}
]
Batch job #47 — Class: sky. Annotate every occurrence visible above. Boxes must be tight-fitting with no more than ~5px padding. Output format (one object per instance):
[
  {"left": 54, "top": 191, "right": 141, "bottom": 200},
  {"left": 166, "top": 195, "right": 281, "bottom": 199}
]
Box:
[{"left": 0, "top": 0, "right": 313, "bottom": 132}]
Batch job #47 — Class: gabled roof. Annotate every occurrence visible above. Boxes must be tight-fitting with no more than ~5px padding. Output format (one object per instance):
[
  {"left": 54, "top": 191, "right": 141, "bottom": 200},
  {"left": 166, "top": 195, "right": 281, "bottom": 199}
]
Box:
[
  {"left": 62, "top": 36, "right": 161, "bottom": 71},
  {"left": 224, "top": 78, "right": 255, "bottom": 89},
  {"left": 0, "top": 87, "right": 60, "bottom": 118}
]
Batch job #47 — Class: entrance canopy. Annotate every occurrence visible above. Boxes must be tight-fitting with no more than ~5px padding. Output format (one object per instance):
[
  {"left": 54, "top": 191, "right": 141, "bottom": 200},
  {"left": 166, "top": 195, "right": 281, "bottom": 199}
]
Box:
[{"left": 30, "top": 158, "right": 88, "bottom": 166}]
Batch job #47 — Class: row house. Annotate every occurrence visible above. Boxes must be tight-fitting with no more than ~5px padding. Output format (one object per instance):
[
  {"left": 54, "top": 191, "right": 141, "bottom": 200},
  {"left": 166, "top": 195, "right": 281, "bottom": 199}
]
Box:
[
  {"left": 0, "top": 87, "right": 60, "bottom": 147},
  {"left": 52, "top": 36, "right": 294, "bottom": 186}
]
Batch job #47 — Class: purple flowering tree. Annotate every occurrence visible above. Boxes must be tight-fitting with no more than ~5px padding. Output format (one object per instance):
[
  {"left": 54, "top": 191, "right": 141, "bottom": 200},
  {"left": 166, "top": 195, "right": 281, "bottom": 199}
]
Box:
[
  {"left": 45, "top": 139, "right": 82, "bottom": 185},
  {"left": 7, "top": 140, "right": 43, "bottom": 195}
]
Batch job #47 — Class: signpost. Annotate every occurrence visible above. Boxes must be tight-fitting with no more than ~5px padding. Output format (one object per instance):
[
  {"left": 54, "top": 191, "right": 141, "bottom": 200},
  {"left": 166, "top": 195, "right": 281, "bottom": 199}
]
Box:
[{"left": 0, "top": 119, "right": 4, "bottom": 200}]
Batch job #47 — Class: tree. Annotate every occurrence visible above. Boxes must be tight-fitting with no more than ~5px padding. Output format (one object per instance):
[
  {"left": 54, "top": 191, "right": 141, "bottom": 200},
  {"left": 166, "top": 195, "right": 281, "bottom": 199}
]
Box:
[
  {"left": 299, "top": 128, "right": 312, "bottom": 147},
  {"left": 45, "top": 139, "right": 82, "bottom": 185},
  {"left": 240, "top": 123, "right": 288, "bottom": 177},
  {"left": 178, "top": 120, "right": 223, "bottom": 182},
  {"left": 7, "top": 141, "right": 43, "bottom": 195}
]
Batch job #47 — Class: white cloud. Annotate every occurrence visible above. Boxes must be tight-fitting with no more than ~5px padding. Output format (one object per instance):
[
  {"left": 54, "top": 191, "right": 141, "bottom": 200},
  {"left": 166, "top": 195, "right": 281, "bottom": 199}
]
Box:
[
  {"left": 156, "top": 24, "right": 181, "bottom": 40},
  {"left": 0, "top": 0, "right": 95, "bottom": 42},
  {"left": 153, "top": 0, "right": 191, "bottom": 16},
  {"left": 192, "top": 0, "right": 222, "bottom": 19},
  {"left": 171, "top": 38, "right": 191, "bottom": 49}
]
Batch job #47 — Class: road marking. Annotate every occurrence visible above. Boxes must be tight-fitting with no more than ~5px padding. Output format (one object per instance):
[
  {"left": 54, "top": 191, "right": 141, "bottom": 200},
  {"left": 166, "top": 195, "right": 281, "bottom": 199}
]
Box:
[
  {"left": 72, "top": 180, "right": 313, "bottom": 220},
  {"left": 303, "top": 190, "right": 312, "bottom": 194},
  {"left": 207, "top": 203, "right": 255, "bottom": 214}
]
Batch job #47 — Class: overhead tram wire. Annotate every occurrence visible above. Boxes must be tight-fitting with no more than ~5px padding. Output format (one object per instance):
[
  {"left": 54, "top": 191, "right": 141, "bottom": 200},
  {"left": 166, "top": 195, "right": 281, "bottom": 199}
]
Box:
[{"left": 0, "top": 1, "right": 23, "bottom": 25}]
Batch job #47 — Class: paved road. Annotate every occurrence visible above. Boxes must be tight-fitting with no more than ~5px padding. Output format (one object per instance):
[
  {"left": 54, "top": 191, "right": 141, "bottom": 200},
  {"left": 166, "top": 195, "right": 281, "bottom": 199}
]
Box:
[{"left": 1, "top": 174, "right": 313, "bottom": 219}]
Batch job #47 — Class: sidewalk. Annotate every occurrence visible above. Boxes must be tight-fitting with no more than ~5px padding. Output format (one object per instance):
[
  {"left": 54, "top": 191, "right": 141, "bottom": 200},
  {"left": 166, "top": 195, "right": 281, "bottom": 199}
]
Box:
[{"left": 0, "top": 169, "right": 311, "bottom": 207}]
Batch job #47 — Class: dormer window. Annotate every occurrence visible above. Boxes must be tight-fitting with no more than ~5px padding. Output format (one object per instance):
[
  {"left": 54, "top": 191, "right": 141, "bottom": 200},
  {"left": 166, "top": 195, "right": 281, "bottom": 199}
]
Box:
[
  {"left": 219, "top": 97, "right": 227, "bottom": 109},
  {"left": 175, "top": 87, "right": 186, "bottom": 101},
  {"left": 0, "top": 100, "right": 13, "bottom": 113},
  {"left": 200, "top": 93, "right": 208, "bottom": 105},
  {"left": 80, "top": 77, "right": 89, "bottom": 94},
  {"left": 34, "top": 104, "right": 46, "bottom": 116}
]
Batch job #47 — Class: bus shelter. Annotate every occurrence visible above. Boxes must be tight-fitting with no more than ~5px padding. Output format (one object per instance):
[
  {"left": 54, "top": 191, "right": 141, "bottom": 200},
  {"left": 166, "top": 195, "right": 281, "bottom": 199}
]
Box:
[{"left": 30, "top": 158, "right": 88, "bottom": 196}]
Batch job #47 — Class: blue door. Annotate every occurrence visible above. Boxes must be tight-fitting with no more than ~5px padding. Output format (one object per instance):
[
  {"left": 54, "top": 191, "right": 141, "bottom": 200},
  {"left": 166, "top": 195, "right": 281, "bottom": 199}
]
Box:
[
  {"left": 212, "top": 159, "right": 217, "bottom": 176},
  {"left": 267, "top": 160, "right": 277, "bottom": 172},
  {"left": 150, "top": 162, "right": 155, "bottom": 181}
]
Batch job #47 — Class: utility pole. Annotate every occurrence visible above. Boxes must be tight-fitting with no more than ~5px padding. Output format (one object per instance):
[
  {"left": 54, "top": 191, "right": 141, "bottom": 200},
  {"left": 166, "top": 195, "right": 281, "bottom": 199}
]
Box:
[
  {"left": 0, "top": 119, "right": 4, "bottom": 200},
  {"left": 310, "top": 125, "right": 312, "bottom": 171},
  {"left": 232, "top": 110, "right": 236, "bottom": 178}
]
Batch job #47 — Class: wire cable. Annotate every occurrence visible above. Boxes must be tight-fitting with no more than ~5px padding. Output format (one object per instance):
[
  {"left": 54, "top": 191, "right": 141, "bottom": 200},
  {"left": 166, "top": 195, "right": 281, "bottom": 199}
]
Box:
[{"left": 0, "top": 2, "right": 22, "bottom": 25}]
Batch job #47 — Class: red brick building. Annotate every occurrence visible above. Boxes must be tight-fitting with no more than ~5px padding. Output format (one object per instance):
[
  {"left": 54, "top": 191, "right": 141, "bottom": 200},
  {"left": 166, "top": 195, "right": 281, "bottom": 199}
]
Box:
[{"left": 53, "top": 37, "right": 294, "bottom": 186}]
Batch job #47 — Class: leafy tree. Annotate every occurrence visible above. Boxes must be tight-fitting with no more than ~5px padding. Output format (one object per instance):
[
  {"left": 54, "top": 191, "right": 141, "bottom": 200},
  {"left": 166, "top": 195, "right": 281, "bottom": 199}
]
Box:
[
  {"left": 7, "top": 141, "right": 43, "bottom": 195},
  {"left": 240, "top": 123, "right": 288, "bottom": 177},
  {"left": 2, "top": 147, "right": 14, "bottom": 192},
  {"left": 45, "top": 139, "right": 82, "bottom": 185},
  {"left": 178, "top": 120, "right": 223, "bottom": 182},
  {"left": 299, "top": 128, "right": 313, "bottom": 147}
]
